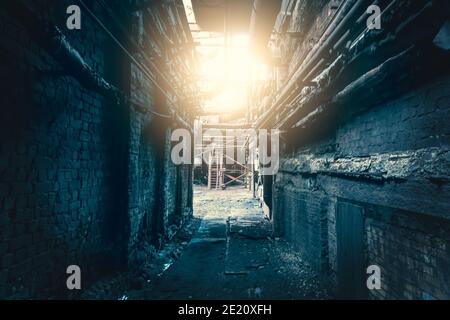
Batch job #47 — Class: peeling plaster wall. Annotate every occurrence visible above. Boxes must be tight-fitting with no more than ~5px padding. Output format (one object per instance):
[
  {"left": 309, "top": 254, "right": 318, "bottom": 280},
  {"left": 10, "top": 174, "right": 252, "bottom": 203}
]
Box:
[
  {"left": 274, "top": 74, "right": 450, "bottom": 299},
  {"left": 268, "top": 0, "right": 450, "bottom": 299}
]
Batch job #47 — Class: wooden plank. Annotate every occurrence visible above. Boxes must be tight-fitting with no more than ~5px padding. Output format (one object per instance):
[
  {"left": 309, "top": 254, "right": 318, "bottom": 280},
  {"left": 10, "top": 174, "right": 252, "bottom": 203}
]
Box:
[
  {"left": 207, "top": 150, "right": 212, "bottom": 189},
  {"left": 223, "top": 172, "right": 247, "bottom": 186}
]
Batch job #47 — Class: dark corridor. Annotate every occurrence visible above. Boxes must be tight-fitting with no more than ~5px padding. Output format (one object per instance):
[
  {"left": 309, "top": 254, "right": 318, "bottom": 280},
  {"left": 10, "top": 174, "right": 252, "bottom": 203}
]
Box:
[{"left": 0, "top": 0, "right": 450, "bottom": 302}]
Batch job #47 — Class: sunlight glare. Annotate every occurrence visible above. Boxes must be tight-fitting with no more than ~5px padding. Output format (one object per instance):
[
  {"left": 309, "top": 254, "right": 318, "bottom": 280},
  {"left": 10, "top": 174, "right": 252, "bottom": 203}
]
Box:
[{"left": 196, "top": 34, "right": 259, "bottom": 114}]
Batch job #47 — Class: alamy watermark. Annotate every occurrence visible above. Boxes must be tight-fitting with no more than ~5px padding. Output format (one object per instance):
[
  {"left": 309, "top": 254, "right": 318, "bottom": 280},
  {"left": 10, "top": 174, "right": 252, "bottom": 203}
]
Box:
[
  {"left": 66, "top": 5, "right": 81, "bottom": 30},
  {"left": 366, "top": 264, "right": 381, "bottom": 290},
  {"left": 170, "top": 123, "right": 280, "bottom": 175},
  {"left": 366, "top": 5, "right": 382, "bottom": 30},
  {"left": 66, "top": 265, "right": 81, "bottom": 290}
]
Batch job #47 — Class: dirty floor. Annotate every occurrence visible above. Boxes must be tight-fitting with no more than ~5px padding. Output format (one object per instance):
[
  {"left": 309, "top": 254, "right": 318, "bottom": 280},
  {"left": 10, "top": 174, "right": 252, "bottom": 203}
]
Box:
[{"left": 128, "top": 186, "right": 328, "bottom": 300}]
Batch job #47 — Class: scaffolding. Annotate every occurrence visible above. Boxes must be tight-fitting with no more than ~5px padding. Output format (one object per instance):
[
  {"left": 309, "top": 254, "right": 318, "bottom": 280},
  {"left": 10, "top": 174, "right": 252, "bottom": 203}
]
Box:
[{"left": 200, "top": 128, "right": 252, "bottom": 190}]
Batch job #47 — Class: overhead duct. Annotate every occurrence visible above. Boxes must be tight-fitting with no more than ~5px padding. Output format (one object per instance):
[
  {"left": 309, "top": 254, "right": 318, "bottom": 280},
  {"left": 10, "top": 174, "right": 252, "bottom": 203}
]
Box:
[{"left": 249, "top": 0, "right": 282, "bottom": 61}]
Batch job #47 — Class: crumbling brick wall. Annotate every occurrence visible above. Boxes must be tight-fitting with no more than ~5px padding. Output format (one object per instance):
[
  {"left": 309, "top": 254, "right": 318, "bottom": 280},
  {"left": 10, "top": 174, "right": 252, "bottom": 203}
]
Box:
[
  {"left": 0, "top": 1, "right": 193, "bottom": 298},
  {"left": 0, "top": 1, "right": 128, "bottom": 298},
  {"left": 268, "top": 0, "right": 450, "bottom": 299},
  {"left": 274, "top": 75, "right": 450, "bottom": 299}
]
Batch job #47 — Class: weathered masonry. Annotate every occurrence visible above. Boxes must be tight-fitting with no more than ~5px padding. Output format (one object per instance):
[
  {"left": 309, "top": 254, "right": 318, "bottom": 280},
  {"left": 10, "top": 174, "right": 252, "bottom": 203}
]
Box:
[
  {"left": 0, "top": 0, "right": 450, "bottom": 301},
  {"left": 253, "top": 0, "right": 450, "bottom": 299},
  {"left": 0, "top": 0, "right": 195, "bottom": 298}
]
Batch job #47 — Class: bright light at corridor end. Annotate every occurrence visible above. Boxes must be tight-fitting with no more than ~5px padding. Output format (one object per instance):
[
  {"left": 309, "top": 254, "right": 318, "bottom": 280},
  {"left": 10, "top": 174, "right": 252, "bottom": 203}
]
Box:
[
  {"left": 197, "top": 34, "right": 256, "bottom": 114},
  {"left": 182, "top": 0, "right": 267, "bottom": 116}
]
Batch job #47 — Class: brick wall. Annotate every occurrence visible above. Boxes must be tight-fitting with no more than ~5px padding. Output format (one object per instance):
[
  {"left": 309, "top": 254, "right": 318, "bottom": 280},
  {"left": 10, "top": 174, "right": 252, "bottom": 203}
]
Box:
[
  {"left": 274, "top": 185, "right": 329, "bottom": 273},
  {"left": 0, "top": 2, "right": 125, "bottom": 298},
  {"left": 273, "top": 74, "right": 450, "bottom": 298},
  {"left": 0, "top": 1, "right": 193, "bottom": 298},
  {"left": 365, "top": 205, "right": 450, "bottom": 299}
]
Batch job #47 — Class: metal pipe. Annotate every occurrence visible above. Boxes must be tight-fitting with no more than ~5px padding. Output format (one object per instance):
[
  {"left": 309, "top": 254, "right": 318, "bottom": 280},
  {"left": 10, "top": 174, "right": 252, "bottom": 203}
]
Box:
[
  {"left": 276, "top": 0, "right": 449, "bottom": 129},
  {"left": 255, "top": 0, "right": 368, "bottom": 129},
  {"left": 1, "top": 0, "right": 193, "bottom": 131},
  {"left": 0, "top": 0, "right": 121, "bottom": 99}
]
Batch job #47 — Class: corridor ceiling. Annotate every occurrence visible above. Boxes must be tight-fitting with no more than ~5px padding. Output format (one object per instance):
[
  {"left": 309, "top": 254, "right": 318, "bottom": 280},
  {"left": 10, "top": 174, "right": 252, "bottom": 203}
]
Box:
[
  {"left": 183, "top": 0, "right": 280, "bottom": 121},
  {"left": 191, "top": 0, "right": 253, "bottom": 32}
]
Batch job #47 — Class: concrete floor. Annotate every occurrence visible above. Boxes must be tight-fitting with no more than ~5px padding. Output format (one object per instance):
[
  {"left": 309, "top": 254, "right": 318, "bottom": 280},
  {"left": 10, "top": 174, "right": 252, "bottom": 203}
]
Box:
[{"left": 130, "top": 186, "right": 328, "bottom": 300}]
